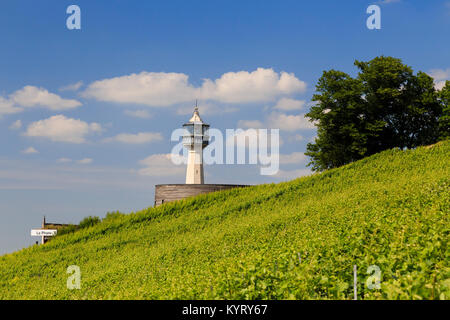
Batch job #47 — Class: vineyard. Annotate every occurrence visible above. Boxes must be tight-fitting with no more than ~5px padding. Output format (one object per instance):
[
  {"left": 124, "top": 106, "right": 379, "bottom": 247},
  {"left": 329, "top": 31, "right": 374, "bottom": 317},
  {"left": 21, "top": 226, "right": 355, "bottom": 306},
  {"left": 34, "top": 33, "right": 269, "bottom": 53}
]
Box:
[{"left": 0, "top": 141, "right": 449, "bottom": 299}]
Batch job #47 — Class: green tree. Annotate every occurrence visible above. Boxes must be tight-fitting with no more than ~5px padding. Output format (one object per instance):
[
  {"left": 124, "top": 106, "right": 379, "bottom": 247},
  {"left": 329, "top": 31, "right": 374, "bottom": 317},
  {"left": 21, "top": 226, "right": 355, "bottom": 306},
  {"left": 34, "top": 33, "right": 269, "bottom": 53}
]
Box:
[
  {"left": 438, "top": 81, "right": 450, "bottom": 140},
  {"left": 306, "top": 56, "right": 445, "bottom": 171}
]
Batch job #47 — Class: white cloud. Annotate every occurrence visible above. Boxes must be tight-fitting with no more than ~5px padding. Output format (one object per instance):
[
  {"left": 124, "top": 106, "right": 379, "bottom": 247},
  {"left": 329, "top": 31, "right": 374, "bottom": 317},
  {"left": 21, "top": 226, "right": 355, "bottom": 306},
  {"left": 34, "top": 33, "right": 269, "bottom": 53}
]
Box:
[
  {"left": 25, "top": 115, "right": 102, "bottom": 143},
  {"left": 57, "top": 157, "right": 93, "bottom": 164},
  {"left": 83, "top": 72, "right": 195, "bottom": 106},
  {"left": 124, "top": 109, "right": 152, "bottom": 119},
  {"left": 11, "top": 86, "right": 82, "bottom": 110},
  {"left": 428, "top": 68, "right": 450, "bottom": 91},
  {"left": 104, "top": 132, "right": 163, "bottom": 144},
  {"left": 77, "top": 158, "right": 93, "bottom": 165},
  {"left": 268, "top": 112, "right": 316, "bottom": 131},
  {"left": 21, "top": 147, "right": 39, "bottom": 154},
  {"left": 0, "top": 97, "right": 22, "bottom": 117},
  {"left": 59, "top": 81, "right": 84, "bottom": 92},
  {"left": 237, "top": 120, "right": 265, "bottom": 129},
  {"left": 273, "top": 98, "right": 306, "bottom": 111},
  {"left": 9, "top": 120, "right": 22, "bottom": 130},
  {"left": 1, "top": 86, "right": 82, "bottom": 117},
  {"left": 429, "top": 69, "right": 450, "bottom": 81},
  {"left": 434, "top": 82, "right": 447, "bottom": 91},
  {"left": 138, "top": 153, "right": 185, "bottom": 177},
  {"left": 279, "top": 152, "right": 307, "bottom": 165},
  {"left": 199, "top": 68, "right": 306, "bottom": 103},
  {"left": 57, "top": 158, "right": 72, "bottom": 163},
  {"left": 83, "top": 68, "right": 306, "bottom": 106}
]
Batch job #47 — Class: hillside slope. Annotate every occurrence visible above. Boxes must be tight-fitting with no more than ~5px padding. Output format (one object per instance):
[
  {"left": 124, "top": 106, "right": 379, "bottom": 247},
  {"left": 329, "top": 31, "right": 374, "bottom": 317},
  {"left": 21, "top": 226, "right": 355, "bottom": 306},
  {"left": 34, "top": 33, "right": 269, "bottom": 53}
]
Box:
[{"left": 1, "top": 142, "right": 449, "bottom": 300}]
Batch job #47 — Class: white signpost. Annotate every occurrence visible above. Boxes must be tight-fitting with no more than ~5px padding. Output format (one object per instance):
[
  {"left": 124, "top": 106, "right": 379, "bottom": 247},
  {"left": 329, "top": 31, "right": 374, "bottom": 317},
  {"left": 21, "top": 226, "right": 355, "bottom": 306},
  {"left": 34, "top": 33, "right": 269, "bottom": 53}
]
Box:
[
  {"left": 31, "top": 229, "right": 57, "bottom": 237},
  {"left": 31, "top": 229, "right": 57, "bottom": 244}
]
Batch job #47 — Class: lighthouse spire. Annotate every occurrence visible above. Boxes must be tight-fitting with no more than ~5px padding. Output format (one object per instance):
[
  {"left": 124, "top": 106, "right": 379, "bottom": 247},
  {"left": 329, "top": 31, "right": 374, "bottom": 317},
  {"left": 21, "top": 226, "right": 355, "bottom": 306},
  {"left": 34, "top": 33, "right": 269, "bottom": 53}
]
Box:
[{"left": 189, "top": 101, "right": 203, "bottom": 123}]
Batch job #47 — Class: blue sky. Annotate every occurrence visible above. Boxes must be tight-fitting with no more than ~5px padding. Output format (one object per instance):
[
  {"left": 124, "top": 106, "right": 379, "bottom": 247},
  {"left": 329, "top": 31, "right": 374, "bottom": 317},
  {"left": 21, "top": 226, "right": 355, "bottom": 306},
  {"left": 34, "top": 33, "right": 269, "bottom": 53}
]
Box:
[{"left": 0, "top": 0, "right": 449, "bottom": 254}]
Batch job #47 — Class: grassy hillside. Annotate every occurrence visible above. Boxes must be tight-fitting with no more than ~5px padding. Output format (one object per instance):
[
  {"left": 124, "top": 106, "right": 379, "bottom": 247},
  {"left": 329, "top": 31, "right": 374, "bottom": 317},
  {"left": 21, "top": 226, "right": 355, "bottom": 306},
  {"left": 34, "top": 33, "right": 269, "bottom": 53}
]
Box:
[{"left": 1, "top": 142, "right": 449, "bottom": 300}]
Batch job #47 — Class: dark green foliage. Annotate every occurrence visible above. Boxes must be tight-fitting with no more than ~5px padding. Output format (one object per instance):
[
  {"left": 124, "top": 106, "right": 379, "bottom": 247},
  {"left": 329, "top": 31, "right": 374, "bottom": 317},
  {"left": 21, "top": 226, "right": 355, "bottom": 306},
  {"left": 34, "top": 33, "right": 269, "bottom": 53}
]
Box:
[
  {"left": 306, "top": 56, "right": 445, "bottom": 171},
  {"left": 57, "top": 224, "right": 78, "bottom": 236},
  {"left": 103, "top": 211, "right": 125, "bottom": 222},
  {"left": 79, "top": 216, "right": 101, "bottom": 229}
]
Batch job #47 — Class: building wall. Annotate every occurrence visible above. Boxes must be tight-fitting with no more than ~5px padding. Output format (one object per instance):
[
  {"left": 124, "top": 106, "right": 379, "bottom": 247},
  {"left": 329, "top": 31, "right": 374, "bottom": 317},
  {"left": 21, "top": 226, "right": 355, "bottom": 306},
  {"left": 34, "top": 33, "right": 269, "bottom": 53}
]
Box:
[{"left": 154, "top": 184, "right": 248, "bottom": 206}]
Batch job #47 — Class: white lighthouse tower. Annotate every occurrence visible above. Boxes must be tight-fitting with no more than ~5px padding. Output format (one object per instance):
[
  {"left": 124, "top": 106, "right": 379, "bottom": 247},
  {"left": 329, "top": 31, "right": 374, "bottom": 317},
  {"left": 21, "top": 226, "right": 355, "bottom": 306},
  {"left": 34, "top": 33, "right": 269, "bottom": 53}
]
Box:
[{"left": 182, "top": 105, "right": 209, "bottom": 184}]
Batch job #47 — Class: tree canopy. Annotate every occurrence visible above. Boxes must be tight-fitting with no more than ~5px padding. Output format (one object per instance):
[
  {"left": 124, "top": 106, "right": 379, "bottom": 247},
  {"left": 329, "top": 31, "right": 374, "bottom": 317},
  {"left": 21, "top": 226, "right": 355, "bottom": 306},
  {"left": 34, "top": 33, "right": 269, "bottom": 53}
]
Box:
[{"left": 305, "top": 56, "right": 448, "bottom": 171}]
